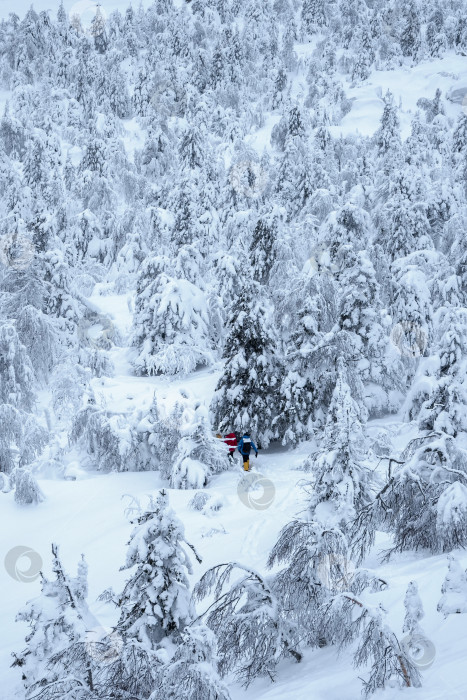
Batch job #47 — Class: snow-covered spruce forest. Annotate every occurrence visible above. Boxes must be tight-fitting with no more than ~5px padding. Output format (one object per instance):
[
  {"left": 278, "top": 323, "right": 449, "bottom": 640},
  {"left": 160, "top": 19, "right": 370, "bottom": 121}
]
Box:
[{"left": 3, "top": 0, "right": 467, "bottom": 697}]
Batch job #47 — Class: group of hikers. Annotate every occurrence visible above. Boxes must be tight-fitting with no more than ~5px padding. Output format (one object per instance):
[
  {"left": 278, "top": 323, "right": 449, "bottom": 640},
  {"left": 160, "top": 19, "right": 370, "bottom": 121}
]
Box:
[{"left": 216, "top": 430, "right": 258, "bottom": 471}]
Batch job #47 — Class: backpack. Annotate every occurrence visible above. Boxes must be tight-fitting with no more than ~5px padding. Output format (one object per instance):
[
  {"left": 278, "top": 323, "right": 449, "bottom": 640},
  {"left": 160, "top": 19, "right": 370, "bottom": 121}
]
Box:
[{"left": 242, "top": 436, "right": 251, "bottom": 454}]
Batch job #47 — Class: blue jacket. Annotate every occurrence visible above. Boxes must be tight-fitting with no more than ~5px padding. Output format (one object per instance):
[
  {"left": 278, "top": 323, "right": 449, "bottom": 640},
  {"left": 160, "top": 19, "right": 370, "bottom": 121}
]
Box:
[{"left": 238, "top": 435, "right": 258, "bottom": 456}]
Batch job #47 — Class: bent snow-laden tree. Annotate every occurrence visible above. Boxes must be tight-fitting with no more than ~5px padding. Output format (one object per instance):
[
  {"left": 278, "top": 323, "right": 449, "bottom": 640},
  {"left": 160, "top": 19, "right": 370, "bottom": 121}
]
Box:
[
  {"left": 322, "top": 594, "right": 421, "bottom": 696},
  {"left": 350, "top": 433, "right": 467, "bottom": 562},
  {"left": 193, "top": 562, "right": 301, "bottom": 687},
  {"left": 194, "top": 512, "right": 413, "bottom": 696}
]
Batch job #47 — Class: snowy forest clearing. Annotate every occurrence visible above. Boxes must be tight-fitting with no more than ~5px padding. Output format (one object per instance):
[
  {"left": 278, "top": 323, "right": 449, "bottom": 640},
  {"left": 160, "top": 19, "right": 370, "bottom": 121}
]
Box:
[
  {"left": 2, "top": 409, "right": 467, "bottom": 699},
  {"left": 333, "top": 52, "right": 467, "bottom": 138},
  {"left": 3, "top": 431, "right": 467, "bottom": 700}
]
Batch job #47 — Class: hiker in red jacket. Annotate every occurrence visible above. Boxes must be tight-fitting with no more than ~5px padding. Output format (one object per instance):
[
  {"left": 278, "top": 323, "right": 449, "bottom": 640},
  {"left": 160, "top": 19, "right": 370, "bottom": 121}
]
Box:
[{"left": 224, "top": 431, "right": 238, "bottom": 461}]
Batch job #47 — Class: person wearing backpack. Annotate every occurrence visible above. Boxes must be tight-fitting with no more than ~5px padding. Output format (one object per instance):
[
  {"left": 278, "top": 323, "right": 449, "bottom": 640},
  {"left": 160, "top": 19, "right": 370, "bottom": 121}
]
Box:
[
  {"left": 237, "top": 431, "right": 258, "bottom": 471},
  {"left": 215, "top": 430, "right": 238, "bottom": 461},
  {"left": 224, "top": 431, "right": 238, "bottom": 461}
]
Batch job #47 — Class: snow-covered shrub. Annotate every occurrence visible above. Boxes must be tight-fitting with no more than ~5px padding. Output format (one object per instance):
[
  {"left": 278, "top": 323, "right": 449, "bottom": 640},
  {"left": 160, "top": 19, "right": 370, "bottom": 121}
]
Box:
[
  {"left": 79, "top": 347, "right": 115, "bottom": 378},
  {"left": 189, "top": 491, "right": 226, "bottom": 516},
  {"left": 152, "top": 625, "right": 231, "bottom": 700},
  {"left": 171, "top": 403, "right": 230, "bottom": 489},
  {"left": 0, "top": 471, "right": 11, "bottom": 492},
  {"left": 13, "top": 467, "right": 45, "bottom": 505},
  {"left": 189, "top": 491, "right": 210, "bottom": 511},
  {"left": 172, "top": 455, "right": 208, "bottom": 490},
  {"left": 437, "top": 556, "right": 467, "bottom": 616},
  {"left": 50, "top": 361, "right": 90, "bottom": 422},
  {"left": 26, "top": 436, "right": 72, "bottom": 480},
  {"left": 136, "top": 396, "right": 183, "bottom": 478},
  {"left": 201, "top": 494, "right": 226, "bottom": 516},
  {"left": 70, "top": 403, "right": 141, "bottom": 472}
]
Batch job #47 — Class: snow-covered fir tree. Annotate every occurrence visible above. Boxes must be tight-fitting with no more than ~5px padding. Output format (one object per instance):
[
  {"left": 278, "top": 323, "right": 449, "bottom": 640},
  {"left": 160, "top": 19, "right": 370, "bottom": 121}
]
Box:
[
  {"left": 302, "top": 357, "right": 373, "bottom": 531},
  {"left": 13, "top": 545, "right": 94, "bottom": 700},
  {"left": 116, "top": 491, "right": 195, "bottom": 651},
  {"left": 403, "top": 580, "right": 425, "bottom": 636},
  {"left": 437, "top": 555, "right": 467, "bottom": 615},
  {"left": 276, "top": 272, "right": 337, "bottom": 444},
  {"left": 211, "top": 278, "right": 281, "bottom": 446},
  {"left": 132, "top": 254, "right": 214, "bottom": 376}
]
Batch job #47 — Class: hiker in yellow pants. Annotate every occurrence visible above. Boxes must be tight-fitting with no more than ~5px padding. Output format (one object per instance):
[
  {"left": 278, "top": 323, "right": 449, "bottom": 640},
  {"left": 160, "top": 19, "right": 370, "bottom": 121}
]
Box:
[{"left": 237, "top": 432, "right": 258, "bottom": 471}]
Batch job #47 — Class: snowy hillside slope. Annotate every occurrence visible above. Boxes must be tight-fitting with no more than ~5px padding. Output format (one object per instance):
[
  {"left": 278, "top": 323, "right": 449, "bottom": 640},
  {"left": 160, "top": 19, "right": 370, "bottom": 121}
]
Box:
[
  {"left": 1, "top": 332, "right": 467, "bottom": 699},
  {"left": 3, "top": 1, "right": 467, "bottom": 699},
  {"left": 1, "top": 291, "right": 466, "bottom": 700}
]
